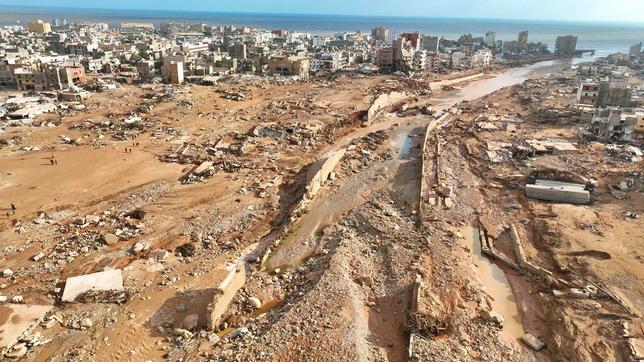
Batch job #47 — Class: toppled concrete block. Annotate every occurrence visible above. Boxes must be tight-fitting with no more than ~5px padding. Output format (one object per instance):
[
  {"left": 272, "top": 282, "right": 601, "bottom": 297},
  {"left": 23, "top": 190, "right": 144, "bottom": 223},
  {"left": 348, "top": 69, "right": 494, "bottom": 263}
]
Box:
[
  {"left": 305, "top": 148, "right": 347, "bottom": 201},
  {"left": 481, "top": 309, "right": 504, "bottom": 327},
  {"left": 207, "top": 265, "right": 246, "bottom": 330},
  {"left": 526, "top": 180, "right": 590, "bottom": 205},
  {"left": 194, "top": 161, "right": 214, "bottom": 175},
  {"left": 62, "top": 269, "right": 124, "bottom": 302},
  {"left": 520, "top": 333, "right": 545, "bottom": 351}
]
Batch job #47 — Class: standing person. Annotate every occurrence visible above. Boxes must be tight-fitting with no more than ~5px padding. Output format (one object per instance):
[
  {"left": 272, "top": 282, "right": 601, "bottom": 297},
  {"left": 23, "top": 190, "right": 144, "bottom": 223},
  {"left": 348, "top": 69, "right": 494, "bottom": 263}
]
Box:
[{"left": 11, "top": 203, "right": 16, "bottom": 214}]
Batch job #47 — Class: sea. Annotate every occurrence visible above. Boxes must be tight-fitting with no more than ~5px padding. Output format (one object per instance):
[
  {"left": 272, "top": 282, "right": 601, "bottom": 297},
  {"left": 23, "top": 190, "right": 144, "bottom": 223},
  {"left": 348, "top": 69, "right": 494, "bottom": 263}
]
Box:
[{"left": 2, "top": 5, "right": 644, "bottom": 59}]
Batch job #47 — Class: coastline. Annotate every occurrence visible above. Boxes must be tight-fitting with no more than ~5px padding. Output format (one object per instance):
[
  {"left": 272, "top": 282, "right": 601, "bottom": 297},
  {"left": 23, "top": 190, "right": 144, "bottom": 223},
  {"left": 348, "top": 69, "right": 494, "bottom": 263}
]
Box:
[{"left": 0, "top": 6, "right": 642, "bottom": 52}]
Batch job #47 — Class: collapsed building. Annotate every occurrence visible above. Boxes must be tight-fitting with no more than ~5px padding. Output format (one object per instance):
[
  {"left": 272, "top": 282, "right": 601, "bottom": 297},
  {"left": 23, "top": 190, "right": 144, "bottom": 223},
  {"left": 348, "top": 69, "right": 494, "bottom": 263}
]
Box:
[
  {"left": 579, "top": 107, "right": 641, "bottom": 143},
  {"left": 576, "top": 77, "right": 632, "bottom": 107},
  {"left": 13, "top": 64, "right": 86, "bottom": 91},
  {"left": 267, "top": 56, "right": 310, "bottom": 80}
]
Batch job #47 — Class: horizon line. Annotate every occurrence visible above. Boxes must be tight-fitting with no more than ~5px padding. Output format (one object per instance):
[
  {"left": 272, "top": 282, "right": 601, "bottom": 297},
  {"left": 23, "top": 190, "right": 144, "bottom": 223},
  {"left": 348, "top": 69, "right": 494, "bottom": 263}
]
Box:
[{"left": 1, "top": 4, "right": 644, "bottom": 26}]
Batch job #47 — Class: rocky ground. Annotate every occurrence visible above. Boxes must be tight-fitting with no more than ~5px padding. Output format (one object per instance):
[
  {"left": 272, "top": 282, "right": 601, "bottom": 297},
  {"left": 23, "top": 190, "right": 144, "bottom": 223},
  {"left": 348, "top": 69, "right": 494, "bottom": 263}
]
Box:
[{"left": 0, "top": 61, "right": 640, "bottom": 362}]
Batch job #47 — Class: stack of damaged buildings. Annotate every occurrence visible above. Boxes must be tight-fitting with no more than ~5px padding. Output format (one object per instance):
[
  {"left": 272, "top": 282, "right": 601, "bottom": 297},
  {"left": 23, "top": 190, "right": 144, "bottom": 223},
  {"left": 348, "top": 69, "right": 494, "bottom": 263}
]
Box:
[
  {"left": 1, "top": 17, "right": 601, "bottom": 130},
  {"left": 374, "top": 31, "right": 496, "bottom": 74},
  {"left": 1, "top": 20, "right": 553, "bottom": 96},
  {"left": 574, "top": 44, "right": 644, "bottom": 144}
]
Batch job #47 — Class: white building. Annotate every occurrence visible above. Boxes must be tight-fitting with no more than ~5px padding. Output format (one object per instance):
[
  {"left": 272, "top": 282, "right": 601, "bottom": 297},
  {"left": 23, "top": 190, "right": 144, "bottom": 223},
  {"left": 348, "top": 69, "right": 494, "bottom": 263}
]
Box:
[
  {"left": 312, "top": 35, "right": 330, "bottom": 48},
  {"left": 310, "top": 52, "right": 343, "bottom": 73},
  {"left": 451, "top": 51, "right": 467, "bottom": 69},
  {"left": 413, "top": 50, "right": 427, "bottom": 72},
  {"left": 471, "top": 49, "right": 493, "bottom": 68}
]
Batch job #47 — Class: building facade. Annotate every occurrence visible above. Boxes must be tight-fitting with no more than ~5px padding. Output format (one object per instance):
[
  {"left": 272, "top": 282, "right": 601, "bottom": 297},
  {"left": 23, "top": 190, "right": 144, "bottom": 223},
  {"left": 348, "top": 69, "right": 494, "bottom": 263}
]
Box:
[{"left": 555, "top": 35, "right": 578, "bottom": 57}]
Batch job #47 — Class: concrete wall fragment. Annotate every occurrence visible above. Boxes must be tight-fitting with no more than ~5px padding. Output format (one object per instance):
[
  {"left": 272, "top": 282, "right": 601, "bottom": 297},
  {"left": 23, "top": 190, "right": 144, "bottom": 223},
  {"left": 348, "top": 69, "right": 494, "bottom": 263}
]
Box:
[
  {"left": 304, "top": 148, "right": 346, "bottom": 201},
  {"left": 366, "top": 91, "right": 408, "bottom": 124}
]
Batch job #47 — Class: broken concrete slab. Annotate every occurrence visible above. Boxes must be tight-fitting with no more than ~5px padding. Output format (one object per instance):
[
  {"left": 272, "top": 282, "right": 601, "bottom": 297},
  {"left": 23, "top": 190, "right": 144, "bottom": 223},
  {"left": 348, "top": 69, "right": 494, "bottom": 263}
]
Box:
[
  {"left": 629, "top": 338, "right": 644, "bottom": 360},
  {"left": 526, "top": 139, "right": 577, "bottom": 155},
  {"left": 305, "top": 148, "right": 346, "bottom": 201},
  {"left": 62, "top": 269, "right": 124, "bottom": 303},
  {"left": 5, "top": 343, "right": 28, "bottom": 359},
  {"left": 366, "top": 91, "right": 408, "bottom": 124},
  {"left": 520, "top": 333, "right": 545, "bottom": 351},
  {"left": 251, "top": 124, "right": 285, "bottom": 138},
  {"left": 206, "top": 244, "right": 259, "bottom": 330},
  {"left": 526, "top": 180, "right": 590, "bottom": 205},
  {"left": 193, "top": 161, "right": 214, "bottom": 175},
  {"left": 0, "top": 304, "right": 53, "bottom": 350},
  {"left": 481, "top": 309, "right": 505, "bottom": 327},
  {"left": 207, "top": 264, "right": 246, "bottom": 330}
]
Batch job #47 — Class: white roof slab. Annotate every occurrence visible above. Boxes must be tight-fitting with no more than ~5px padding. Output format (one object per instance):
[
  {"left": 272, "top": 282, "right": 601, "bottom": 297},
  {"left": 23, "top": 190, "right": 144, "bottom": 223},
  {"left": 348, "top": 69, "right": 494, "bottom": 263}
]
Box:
[{"left": 62, "top": 269, "right": 124, "bottom": 303}]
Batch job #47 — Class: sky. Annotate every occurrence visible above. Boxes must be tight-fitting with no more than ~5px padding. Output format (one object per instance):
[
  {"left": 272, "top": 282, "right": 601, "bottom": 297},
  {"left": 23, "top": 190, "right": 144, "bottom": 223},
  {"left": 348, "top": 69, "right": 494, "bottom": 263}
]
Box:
[{"left": 0, "top": 0, "right": 643, "bottom": 23}]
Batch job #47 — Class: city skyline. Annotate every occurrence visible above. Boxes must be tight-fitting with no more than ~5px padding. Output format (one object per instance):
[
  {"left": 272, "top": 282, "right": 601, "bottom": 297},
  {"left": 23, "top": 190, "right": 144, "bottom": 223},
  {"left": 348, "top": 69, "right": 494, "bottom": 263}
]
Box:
[{"left": 0, "top": 0, "right": 644, "bottom": 23}]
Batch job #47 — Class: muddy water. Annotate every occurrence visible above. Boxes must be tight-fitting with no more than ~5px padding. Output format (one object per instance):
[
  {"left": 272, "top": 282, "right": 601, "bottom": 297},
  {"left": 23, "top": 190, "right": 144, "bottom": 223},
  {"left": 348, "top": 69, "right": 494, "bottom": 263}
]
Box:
[
  {"left": 432, "top": 58, "right": 573, "bottom": 113},
  {"left": 394, "top": 124, "right": 420, "bottom": 158},
  {"left": 396, "top": 131, "right": 414, "bottom": 156},
  {"left": 268, "top": 58, "right": 573, "bottom": 273},
  {"left": 264, "top": 166, "right": 390, "bottom": 270},
  {"left": 326, "top": 58, "right": 571, "bottom": 156},
  {"left": 462, "top": 226, "right": 523, "bottom": 342}
]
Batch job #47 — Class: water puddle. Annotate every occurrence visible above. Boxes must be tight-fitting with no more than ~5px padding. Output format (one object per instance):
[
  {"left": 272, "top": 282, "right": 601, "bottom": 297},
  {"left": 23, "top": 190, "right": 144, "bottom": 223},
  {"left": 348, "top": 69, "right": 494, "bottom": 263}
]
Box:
[
  {"left": 216, "top": 299, "right": 282, "bottom": 338},
  {"left": 264, "top": 168, "right": 388, "bottom": 270},
  {"left": 462, "top": 226, "right": 523, "bottom": 341},
  {"left": 395, "top": 131, "right": 414, "bottom": 157},
  {"left": 252, "top": 299, "right": 282, "bottom": 317}
]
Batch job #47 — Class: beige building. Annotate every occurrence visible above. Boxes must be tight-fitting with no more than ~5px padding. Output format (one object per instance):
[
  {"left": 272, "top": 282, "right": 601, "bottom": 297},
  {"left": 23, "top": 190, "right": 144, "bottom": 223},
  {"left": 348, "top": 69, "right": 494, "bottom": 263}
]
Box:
[
  {"left": 164, "top": 61, "right": 184, "bottom": 84},
  {"left": 267, "top": 56, "right": 309, "bottom": 80},
  {"left": 635, "top": 111, "right": 644, "bottom": 140},
  {"left": 13, "top": 64, "right": 86, "bottom": 91},
  {"left": 376, "top": 48, "right": 394, "bottom": 70},
  {"left": 14, "top": 68, "right": 45, "bottom": 91},
  {"left": 162, "top": 56, "right": 186, "bottom": 84},
  {"left": 27, "top": 20, "right": 52, "bottom": 34}
]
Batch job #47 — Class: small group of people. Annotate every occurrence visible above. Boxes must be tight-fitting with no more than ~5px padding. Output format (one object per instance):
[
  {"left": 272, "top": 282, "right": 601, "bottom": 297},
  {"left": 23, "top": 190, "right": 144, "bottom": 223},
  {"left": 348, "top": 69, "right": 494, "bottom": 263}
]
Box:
[
  {"left": 6, "top": 203, "right": 16, "bottom": 218},
  {"left": 49, "top": 154, "right": 58, "bottom": 165},
  {"left": 125, "top": 141, "right": 141, "bottom": 153}
]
